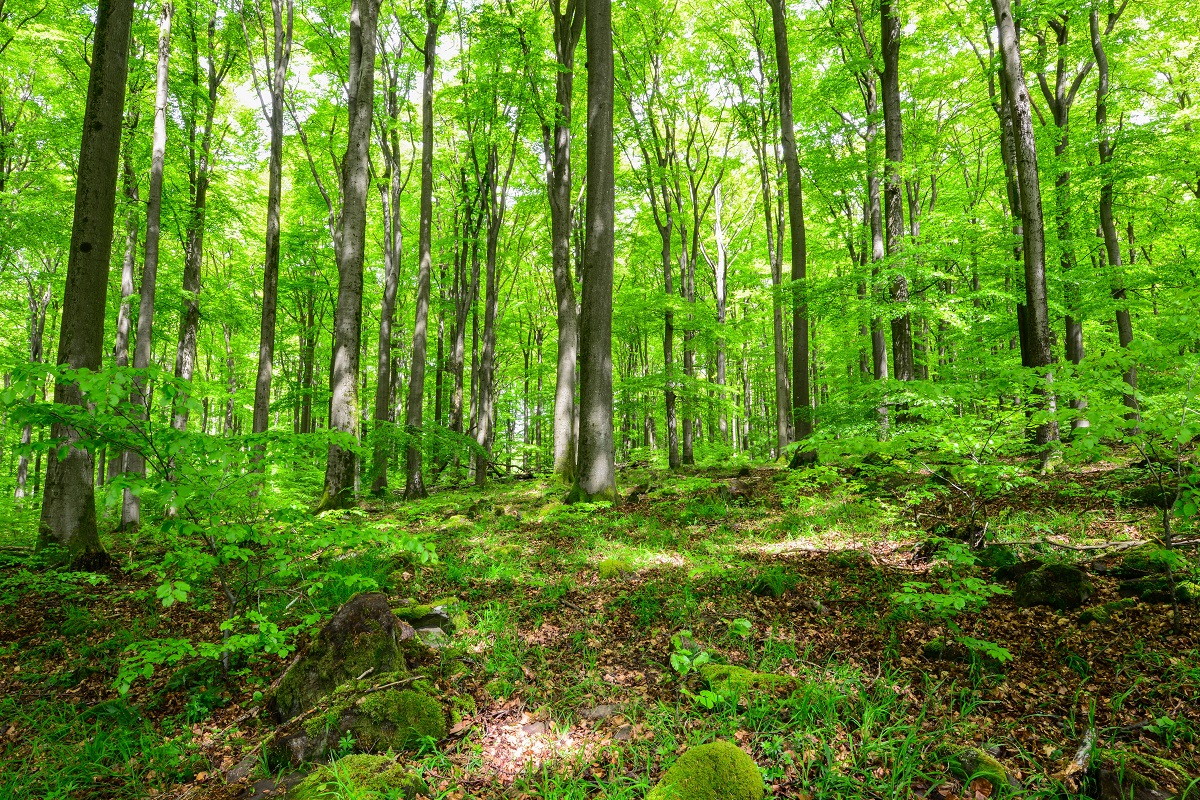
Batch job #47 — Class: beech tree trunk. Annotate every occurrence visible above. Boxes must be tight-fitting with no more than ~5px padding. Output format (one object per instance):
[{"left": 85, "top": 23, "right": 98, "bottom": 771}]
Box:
[
  {"left": 570, "top": 0, "right": 616, "bottom": 502},
  {"left": 250, "top": 0, "right": 293, "bottom": 438},
  {"left": 769, "top": 0, "right": 810, "bottom": 440},
  {"left": 880, "top": 0, "right": 914, "bottom": 382},
  {"left": 993, "top": 0, "right": 1059, "bottom": 446},
  {"left": 404, "top": 1, "right": 442, "bottom": 500},
  {"left": 1090, "top": 9, "right": 1137, "bottom": 420},
  {"left": 123, "top": 0, "right": 173, "bottom": 530},
  {"left": 321, "top": 0, "right": 380, "bottom": 509},
  {"left": 38, "top": 0, "right": 135, "bottom": 565}
]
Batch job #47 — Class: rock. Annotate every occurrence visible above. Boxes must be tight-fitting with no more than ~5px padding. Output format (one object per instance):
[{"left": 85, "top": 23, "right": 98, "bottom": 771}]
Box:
[
  {"left": 922, "top": 638, "right": 965, "bottom": 662},
  {"left": 415, "top": 628, "right": 450, "bottom": 649},
  {"left": 700, "top": 664, "right": 797, "bottom": 698},
  {"left": 269, "top": 593, "right": 415, "bottom": 724},
  {"left": 976, "top": 545, "right": 1017, "bottom": 570},
  {"left": 623, "top": 483, "right": 650, "bottom": 503},
  {"left": 277, "top": 684, "right": 448, "bottom": 764},
  {"left": 993, "top": 558, "right": 1044, "bottom": 583},
  {"left": 949, "top": 748, "right": 1020, "bottom": 792},
  {"left": 392, "top": 597, "right": 463, "bottom": 635},
  {"left": 736, "top": 465, "right": 752, "bottom": 478},
  {"left": 580, "top": 703, "right": 621, "bottom": 720},
  {"left": 799, "top": 598, "right": 828, "bottom": 615},
  {"left": 1014, "top": 564, "right": 1093, "bottom": 610},
  {"left": 289, "top": 754, "right": 427, "bottom": 800},
  {"left": 647, "top": 740, "right": 765, "bottom": 800},
  {"left": 613, "top": 724, "right": 633, "bottom": 741},
  {"left": 439, "top": 515, "right": 474, "bottom": 532},
  {"left": 788, "top": 448, "right": 818, "bottom": 469},
  {"left": 1119, "top": 576, "right": 1197, "bottom": 604},
  {"left": 1079, "top": 598, "right": 1138, "bottom": 624},
  {"left": 1084, "top": 766, "right": 1172, "bottom": 800},
  {"left": 521, "top": 721, "right": 547, "bottom": 735},
  {"left": 598, "top": 558, "right": 633, "bottom": 580},
  {"left": 717, "top": 480, "right": 753, "bottom": 504}
]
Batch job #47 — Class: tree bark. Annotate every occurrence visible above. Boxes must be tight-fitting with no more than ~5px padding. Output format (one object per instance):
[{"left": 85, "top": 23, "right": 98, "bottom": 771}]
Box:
[
  {"left": 769, "top": 0, "right": 810, "bottom": 440},
  {"left": 880, "top": 0, "right": 913, "bottom": 382},
  {"left": 1090, "top": 9, "right": 1137, "bottom": 420},
  {"left": 404, "top": 0, "right": 442, "bottom": 500},
  {"left": 124, "top": 0, "right": 173, "bottom": 530},
  {"left": 321, "top": 0, "right": 380, "bottom": 509},
  {"left": 249, "top": 0, "right": 293, "bottom": 438},
  {"left": 993, "top": 0, "right": 1059, "bottom": 446},
  {"left": 38, "top": 0, "right": 135, "bottom": 565},
  {"left": 570, "top": 0, "right": 616, "bottom": 502}
]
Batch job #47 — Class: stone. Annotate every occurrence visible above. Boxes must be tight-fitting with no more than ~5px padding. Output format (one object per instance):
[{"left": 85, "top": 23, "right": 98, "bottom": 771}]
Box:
[
  {"left": 1014, "top": 564, "right": 1093, "bottom": 610},
  {"left": 269, "top": 593, "right": 414, "bottom": 724},
  {"left": 392, "top": 597, "right": 463, "bottom": 635},
  {"left": 1118, "top": 576, "right": 1197, "bottom": 604},
  {"left": 1085, "top": 766, "right": 1173, "bottom": 800},
  {"left": 788, "top": 448, "right": 818, "bottom": 469},
  {"left": 580, "top": 703, "right": 621, "bottom": 720},
  {"left": 415, "top": 628, "right": 450, "bottom": 649},
  {"left": 717, "top": 480, "right": 753, "bottom": 504},
  {"left": 1079, "top": 598, "right": 1138, "bottom": 624},
  {"left": 949, "top": 748, "right": 1020, "bottom": 792},
  {"left": 288, "top": 754, "right": 427, "bottom": 800},
  {"left": 976, "top": 545, "right": 1017, "bottom": 570},
  {"left": 700, "top": 664, "right": 797, "bottom": 698},
  {"left": 993, "top": 558, "right": 1044, "bottom": 583},
  {"left": 613, "top": 724, "right": 633, "bottom": 741},
  {"left": 647, "top": 740, "right": 765, "bottom": 800}
]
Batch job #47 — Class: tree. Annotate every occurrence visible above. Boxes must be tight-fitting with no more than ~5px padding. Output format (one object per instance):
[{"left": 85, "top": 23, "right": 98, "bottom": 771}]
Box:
[
  {"left": 37, "top": 0, "right": 136, "bottom": 565},
  {"left": 404, "top": 0, "right": 445, "bottom": 500},
  {"left": 320, "top": 0, "right": 381, "bottom": 509},
  {"left": 880, "top": 0, "right": 913, "bottom": 382},
  {"left": 570, "top": 0, "right": 616, "bottom": 502},
  {"left": 768, "top": 0, "right": 810, "bottom": 439},
  {"left": 244, "top": 0, "right": 294, "bottom": 439},
  {"left": 992, "top": 0, "right": 1058, "bottom": 447}
]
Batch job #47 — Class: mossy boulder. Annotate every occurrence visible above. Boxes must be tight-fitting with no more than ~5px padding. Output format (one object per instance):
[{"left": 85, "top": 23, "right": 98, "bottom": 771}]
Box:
[
  {"left": 392, "top": 597, "right": 464, "bottom": 634},
  {"left": 598, "top": 558, "right": 633, "bottom": 580},
  {"left": 1014, "top": 563, "right": 1093, "bottom": 610},
  {"left": 439, "top": 515, "right": 475, "bottom": 532},
  {"left": 1118, "top": 545, "right": 1177, "bottom": 576},
  {"left": 647, "top": 740, "right": 765, "bottom": 800},
  {"left": 269, "top": 593, "right": 415, "bottom": 724},
  {"left": 949, "top": 748, "right": 1018, "bottom": 793},
  {"left": 700, "top": 664, "right": 797, "bottom": 698},
  {"left": 1119, "top": 576, "right": 1197, "bottom": 604},
  {"left": 976, "top": 545, "right": 1018, "bottom": 570},
  {"left": 289, "top": 754, "right": 427, "bottom": 800},
  {"left": 993, "top": 558, "right": 1044, "bottom": 583}
]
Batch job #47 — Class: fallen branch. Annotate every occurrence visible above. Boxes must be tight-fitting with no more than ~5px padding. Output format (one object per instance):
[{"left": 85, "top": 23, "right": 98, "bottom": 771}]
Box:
[{"left": 1059, "top": 728, "right": 1096, "bottom": 780}]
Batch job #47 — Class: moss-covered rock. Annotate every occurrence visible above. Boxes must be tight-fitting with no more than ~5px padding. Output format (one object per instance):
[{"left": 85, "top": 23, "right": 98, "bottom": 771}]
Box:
[
  {"left": 1014, "top": 563, "right": 1093, "bottom": 610},
  {"left": 949, "top": 748, "right": 1016, "bottom": 793},
  {"left": 439, "top": 515, "right": 475, "bottom": 532},
  {"left": 598, "top": 558, "right": 633, "bottom": 580},
  {"left": 976, "top": 545, "right": 1017, "bottom": 570},
  {"left": 1119, "top": 576, "right": 1197, "bottom": 604},
  {"left": 647, "top": 740, "right": 765, "bottom": 800},
  {"left": 392, "top": 597, "right": 464, "bottom": 634},
  {"left": 993, "top": 558, "right": 1044, "bottom": 583},
  {"left": 1118, "top": 545, "right": 1177, "bottom": 576},
  {"left": 269, "top": 593, "right": 414, "bottom": 724},
  {"left": 1079, "top": 597, "right": 1138, "bottom": 624},
  {"left": 700, "top": 664, "right": 797, "bottom": 698},
  {"left": 289, "top": 754, "right": 427, "bottom": 800}
]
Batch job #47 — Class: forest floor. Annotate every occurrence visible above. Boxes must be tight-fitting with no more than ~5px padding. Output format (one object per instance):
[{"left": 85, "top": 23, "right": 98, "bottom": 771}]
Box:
[{"left": 0, "top": 454, "right": 1197, "bottom": 799}]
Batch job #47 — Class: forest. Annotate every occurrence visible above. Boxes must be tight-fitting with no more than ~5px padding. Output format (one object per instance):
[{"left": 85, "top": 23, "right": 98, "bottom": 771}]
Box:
[{"left": 0, "top": 0, "right": 1198, "bottom": 796}]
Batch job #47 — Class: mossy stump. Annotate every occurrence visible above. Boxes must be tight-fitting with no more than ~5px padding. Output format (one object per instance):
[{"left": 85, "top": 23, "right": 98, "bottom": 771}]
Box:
[
  {"left": 647, "top": 740, "right": 765, "bottom": 800},
  {"left": 700, "top": 664, "right": 797, "bottom": 699},
  {"left": 1014, "top": 564, "right": 1093, "bottom": 610}
]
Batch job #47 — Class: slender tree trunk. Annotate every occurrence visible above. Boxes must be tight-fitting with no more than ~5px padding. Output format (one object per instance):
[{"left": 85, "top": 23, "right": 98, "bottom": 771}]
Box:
[
  {"left": 769, "top": 0, "right": 810, "bottom": 440},
  {"left": 1090, "top": 10, "right": 1137, "bottom": 421},
  {"left": 404, "top": 1, "right": 442, "bottom": 500},
  {"left": 712, "top": 182, "right": 729, "bottom": 444},
  {"left": 123, "top": 1, "right": 172, "bottom": 530},
  {"left": 17, "top": 278, "right": 51, "bottom": 502},
  {"left": 570, "top": 0, "right": 616, "bottom": 502},
  {"left": 321, "top": 0, "right": 380, "bottom": 508},
  {"left": 38, "top": 0, "right": 135, "bottom": 565},
  {"left": 993, "top": 0, "right": 1059, "bottom": 446},
  {"left": 881, "top": 0, "right": 913, "bottom": 382},
  {"left": 661, "top": 213, "right": 679, "bottom": 470},
  {"left": 251, "top": 0, "right": 293, "bottom": 438}
]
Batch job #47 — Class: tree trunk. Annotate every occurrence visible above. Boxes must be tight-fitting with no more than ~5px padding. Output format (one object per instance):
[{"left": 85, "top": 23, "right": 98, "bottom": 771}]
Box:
[
  {"left": 1090, "top": 10, "right": 1137, "bottom": 420},
  {"left": 251, "top": 0, "right": 293, "bottom": 438},
  {"left": 404, "top": 1, "right": 442, "bottom": 500},
  {"left": 320, "top": 0, "right": 380, "bottom": 509},
  {"left": 123, "top": 0, "right": 173, "bottom": 530},
  {"left": 38, "top": 0, "right": 135, "bottom": 565},
  {"left": 993, "top": 0, "right": 1059, "bottom": 446},
  {"left": 569, "top": 0, "right": 616, "bottom": 502},
  {"left": 712, "top": 182, "right": 729, "bottom": 444},
  {"left": 769, "top": 0, "right": 810, "bottom": 440},
  {"left": 880, "top": 0, "right": 913, "bottom": 382}
]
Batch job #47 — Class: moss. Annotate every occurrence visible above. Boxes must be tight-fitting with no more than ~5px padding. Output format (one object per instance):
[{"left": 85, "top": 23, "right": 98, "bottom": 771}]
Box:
[
  {"left": 439, "top": 515, "right": 474, "bottom": 532},
  {"left": 1079, "top": 597, "right": 1138, "bottom": 624},
  {"left": 647, "top": 740, "right": 764, "bottom": 800},
  {"left": 351, "top": 688, "right": 447, "bottom": 750},
  {"left": 1014, "top": 563, "right": 1093, "bottom": 609},
  {"left": 949, "top": 748, "right": 1010, "bottom": 793},
  {"left": 700, "top": 664, "right": 797, "bottom": 698},
  {"left": 598, "top": 558, "right": 633, "bottom": 580},
  {"left": 1121, "top": 545, "right": 1175, "bottom": 574},
  {"left": 448, "top": 693, "right": 477, "bottom": 726},
  {"left": 290, "top": 754, "right": 427, "bottom": 800}
]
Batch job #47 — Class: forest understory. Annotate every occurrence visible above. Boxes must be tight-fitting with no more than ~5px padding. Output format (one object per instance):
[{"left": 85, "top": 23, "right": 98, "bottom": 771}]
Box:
[{"left": 1, "top": 453, "right": 1197, "bottom": 800}]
